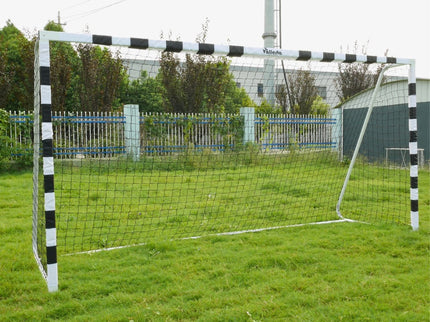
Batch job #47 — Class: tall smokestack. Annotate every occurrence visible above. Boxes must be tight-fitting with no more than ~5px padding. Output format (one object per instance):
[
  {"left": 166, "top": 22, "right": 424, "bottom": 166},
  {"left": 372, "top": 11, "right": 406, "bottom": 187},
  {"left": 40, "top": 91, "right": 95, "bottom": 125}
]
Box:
[
  {"left": 262, "top": 0, "right": 277, "bottom": 48},
  {"left": 262, "top": 0, "right": 277, "bottom": 105}
]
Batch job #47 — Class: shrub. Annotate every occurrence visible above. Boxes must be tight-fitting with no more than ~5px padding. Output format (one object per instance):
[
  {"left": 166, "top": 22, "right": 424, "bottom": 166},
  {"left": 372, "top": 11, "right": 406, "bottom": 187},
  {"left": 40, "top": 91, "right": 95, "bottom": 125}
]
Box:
[{"left": 0, "top": 109, "right": 12, "bottom": 166}]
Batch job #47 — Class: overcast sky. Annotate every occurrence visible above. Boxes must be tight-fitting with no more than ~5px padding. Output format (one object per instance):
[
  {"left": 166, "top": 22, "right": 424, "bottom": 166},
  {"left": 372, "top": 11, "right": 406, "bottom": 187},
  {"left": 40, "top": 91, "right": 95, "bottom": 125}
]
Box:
[{"left": 1, "top": 0, "right": 429, "bottom": 78}]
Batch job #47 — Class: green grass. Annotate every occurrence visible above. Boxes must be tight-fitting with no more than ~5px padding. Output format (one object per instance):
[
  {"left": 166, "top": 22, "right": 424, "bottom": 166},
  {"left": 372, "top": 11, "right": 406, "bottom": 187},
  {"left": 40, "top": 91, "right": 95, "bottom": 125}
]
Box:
[
  {"left": 47, "top": 153, "right": 420, "bottom": 255},
  {"left": 49, "top": 152, "right": 349, "bottom": 254},
  {"left": 1, "top": 164, "right": 429, "bottom": 321}
]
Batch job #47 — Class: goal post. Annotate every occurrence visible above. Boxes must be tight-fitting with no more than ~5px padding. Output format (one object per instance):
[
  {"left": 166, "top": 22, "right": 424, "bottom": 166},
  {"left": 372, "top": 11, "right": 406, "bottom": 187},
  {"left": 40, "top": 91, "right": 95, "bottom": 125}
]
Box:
[
  {"left": 408, "top": 60, "right": 419, "bottom": 231},
  {"left": 33, "top": 36, "right": 58, "bottom": 292},
  {"left": 33, "top": 30, "right": 418, "bottom": 292}
]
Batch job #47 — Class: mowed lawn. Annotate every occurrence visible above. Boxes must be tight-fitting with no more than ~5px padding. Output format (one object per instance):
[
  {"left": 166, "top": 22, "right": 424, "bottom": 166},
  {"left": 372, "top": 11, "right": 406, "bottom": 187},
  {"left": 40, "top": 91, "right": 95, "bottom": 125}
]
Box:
[{"left": 0, "top": 167, "right": 429, "bottom": 321}]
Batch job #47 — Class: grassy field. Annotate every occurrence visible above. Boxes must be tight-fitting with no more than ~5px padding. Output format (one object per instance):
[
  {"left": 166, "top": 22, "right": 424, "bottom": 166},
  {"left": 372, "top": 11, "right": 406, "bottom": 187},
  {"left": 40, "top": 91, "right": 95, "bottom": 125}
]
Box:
[
  {"left": 51, "top": 153, "right": 348, "bottom": 254},
  {"left": 1, "top": 163, "right": 429, "bottom": 321},
  {"left": 45, "top": 152, "right": 417, "bottom": 255}
]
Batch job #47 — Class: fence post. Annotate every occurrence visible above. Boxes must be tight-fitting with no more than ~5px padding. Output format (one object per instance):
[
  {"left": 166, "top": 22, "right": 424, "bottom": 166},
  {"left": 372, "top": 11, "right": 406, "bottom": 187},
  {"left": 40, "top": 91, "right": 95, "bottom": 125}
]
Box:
[
  {"left": 124, "top": 104, "right": 140, "bottom": 161},
  {"left": 240, "top": 107, "right": 255, "bottom": 144}
]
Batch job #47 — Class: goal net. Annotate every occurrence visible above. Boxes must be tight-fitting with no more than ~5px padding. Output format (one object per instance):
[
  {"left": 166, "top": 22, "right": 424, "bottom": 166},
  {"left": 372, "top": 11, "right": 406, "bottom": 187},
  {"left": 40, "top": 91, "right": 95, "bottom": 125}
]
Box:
[{"left": 33, "top": 31, "right": 418, "bottom": 292}]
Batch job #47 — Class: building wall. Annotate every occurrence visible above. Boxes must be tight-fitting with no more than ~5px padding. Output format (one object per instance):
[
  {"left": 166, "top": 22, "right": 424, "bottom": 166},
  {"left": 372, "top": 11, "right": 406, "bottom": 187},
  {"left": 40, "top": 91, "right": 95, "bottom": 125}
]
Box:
[{"left": 341, "top": 79, "right": 430, "bottom": 163}]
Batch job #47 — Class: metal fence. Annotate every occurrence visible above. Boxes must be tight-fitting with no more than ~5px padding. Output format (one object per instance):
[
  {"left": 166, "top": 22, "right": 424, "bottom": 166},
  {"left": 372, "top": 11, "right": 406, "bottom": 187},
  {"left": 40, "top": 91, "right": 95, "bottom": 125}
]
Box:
[
  {"left": 8, "top": 110, "right": 336, "bottom": 159},
  {"left": 255, "top": 114, "right": 336, "bottom": 150}
]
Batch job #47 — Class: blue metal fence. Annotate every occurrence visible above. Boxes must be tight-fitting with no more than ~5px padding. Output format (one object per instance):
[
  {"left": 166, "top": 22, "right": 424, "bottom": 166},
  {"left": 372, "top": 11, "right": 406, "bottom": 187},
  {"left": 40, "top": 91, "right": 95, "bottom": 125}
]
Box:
[{"left": 8, "top": 111, "right": 337, "bottom": 159}]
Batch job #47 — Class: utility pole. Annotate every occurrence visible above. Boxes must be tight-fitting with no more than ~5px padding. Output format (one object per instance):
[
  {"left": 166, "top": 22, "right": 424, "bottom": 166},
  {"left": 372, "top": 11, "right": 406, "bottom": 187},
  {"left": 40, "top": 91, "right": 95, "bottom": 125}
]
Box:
[
  {"left": 57, "top": 11, "right": 67, "bottom": 27},
  {"left": 275, "top": 0, "right": 291, "bottom": 113}
]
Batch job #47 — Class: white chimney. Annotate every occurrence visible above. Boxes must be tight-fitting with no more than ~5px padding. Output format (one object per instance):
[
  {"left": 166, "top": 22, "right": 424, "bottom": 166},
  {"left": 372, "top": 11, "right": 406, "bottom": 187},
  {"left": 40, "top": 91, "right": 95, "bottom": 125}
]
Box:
[{"left": 262, "top": 0, "right": 277, "bottom": 105}]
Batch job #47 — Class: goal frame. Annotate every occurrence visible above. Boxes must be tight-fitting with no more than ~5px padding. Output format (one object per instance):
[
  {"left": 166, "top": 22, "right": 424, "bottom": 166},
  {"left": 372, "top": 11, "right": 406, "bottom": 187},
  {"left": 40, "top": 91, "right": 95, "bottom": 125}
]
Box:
[{"left": 33, "top": 30, "right": 419, "bottom": 292}]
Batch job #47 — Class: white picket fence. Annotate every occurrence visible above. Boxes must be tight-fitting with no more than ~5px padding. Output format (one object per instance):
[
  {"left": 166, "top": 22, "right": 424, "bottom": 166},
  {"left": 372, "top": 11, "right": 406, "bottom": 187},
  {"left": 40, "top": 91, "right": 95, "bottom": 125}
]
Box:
[{"left": 8, "top": 110, "right": 337, "bottom": 159}]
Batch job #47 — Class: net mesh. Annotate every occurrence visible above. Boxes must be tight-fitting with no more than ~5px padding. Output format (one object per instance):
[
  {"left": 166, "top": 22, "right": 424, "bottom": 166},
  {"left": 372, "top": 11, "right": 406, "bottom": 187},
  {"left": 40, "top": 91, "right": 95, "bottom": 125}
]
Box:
[{"left": 34, "top": 35, "right": 412, "bottom": 255}]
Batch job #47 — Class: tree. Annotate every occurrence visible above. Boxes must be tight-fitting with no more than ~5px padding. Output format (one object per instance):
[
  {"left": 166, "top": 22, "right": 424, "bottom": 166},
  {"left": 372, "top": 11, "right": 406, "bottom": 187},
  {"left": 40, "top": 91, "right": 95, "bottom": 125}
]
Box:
[
  {"left": 76, "top": 44, "right": 126, "bottom": 112},
  {"left": 121, "top": 71, "right": 164, "bottom": 113},
  {"left": 1, "top": 19, "right": 252, "bottom": 114},
  {"left": 335, "top": 63, "right": 382, "bottom": 102},
  {"left": 45, "top": 21, "right": 127, "bottom": 113},
  {"left": 0, "top": 108, "right": 12, "bottom": 165},
  {"left": 158, "top": 19, "right": 253, "bottom": 114},
  {"left": 50, "top": 44, "right": 80, "bottom": 112},
  {"left": 335, "top": 42, "right": 386, "bottom": 102},
  {"left": 159, "top": 50, "right": 253, "bottom": 114},
  {"left": 44, "top": 21, "right": 81, "bottom": 112},
  {"left": 276, "top": 69, "right": 318, "bottom": 114},
  {"left": 275, "top": 83, "right": 289, "bottom": 114},
  {"left": 0, "top": 21, "right": 35, "bottom": 111},
  {"left": 223, "top": 77, "right": 255, "bottom": 113},
  {"left": 310, "top": 96, "right": 329, "bottom": 116}
]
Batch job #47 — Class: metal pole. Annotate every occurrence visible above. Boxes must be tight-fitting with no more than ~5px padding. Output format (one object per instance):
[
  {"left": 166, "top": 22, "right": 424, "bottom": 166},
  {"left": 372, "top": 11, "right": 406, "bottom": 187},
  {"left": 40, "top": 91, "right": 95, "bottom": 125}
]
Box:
[
  {"left": 336, "top": 65, "right": 394, "bottom": 218},
  {"left": 262, "top": 0, "right": 276, "bottom": 106}
]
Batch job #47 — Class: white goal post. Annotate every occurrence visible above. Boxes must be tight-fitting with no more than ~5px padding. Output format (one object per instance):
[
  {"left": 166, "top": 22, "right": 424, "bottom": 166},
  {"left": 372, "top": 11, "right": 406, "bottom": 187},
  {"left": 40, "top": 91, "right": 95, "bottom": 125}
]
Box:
[{"left": 33, "top": 31, "right": 419, "bottom": 292}]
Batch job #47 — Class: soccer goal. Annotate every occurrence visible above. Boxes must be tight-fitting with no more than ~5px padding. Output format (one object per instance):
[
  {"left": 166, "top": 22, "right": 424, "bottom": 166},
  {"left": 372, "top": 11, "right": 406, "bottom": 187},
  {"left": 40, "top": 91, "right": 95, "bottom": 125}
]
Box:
[{"left": 33, "top": 31, "right": 419, "bottom": 292}]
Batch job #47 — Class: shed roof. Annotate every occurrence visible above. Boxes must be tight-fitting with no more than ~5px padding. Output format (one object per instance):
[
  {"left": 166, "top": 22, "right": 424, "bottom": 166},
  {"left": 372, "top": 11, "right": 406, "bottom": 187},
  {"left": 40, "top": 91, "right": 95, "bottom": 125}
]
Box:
[{"left": 338, "top": 79, "right": 430, "bottom": 109}]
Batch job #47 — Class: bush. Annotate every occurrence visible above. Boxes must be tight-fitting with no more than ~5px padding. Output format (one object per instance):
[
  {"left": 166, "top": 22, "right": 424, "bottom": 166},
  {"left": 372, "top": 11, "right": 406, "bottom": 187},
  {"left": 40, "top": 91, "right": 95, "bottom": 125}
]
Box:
[
  {"left": 0, "top": 109, "right": 12, "bottom": 165},
  {"left": 310, "top": 96, "right": 330, "bottom": 116},
  {"left": 0, "top": 109, "right": 33, "bottom": 171}
]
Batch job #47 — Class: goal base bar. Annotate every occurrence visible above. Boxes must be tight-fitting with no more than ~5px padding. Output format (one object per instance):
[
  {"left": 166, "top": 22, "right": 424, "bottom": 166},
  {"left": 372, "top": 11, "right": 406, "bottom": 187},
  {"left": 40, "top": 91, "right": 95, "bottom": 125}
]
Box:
[{"left": 66, "top": 218, "right": 361, "bottom": 256}]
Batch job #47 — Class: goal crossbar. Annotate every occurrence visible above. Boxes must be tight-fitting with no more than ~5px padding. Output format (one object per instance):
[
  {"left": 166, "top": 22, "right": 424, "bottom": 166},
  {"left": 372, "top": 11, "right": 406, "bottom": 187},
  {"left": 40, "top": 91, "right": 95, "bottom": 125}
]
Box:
[{"left": 39, "top": 30, "right": 413, "bottom": 64}]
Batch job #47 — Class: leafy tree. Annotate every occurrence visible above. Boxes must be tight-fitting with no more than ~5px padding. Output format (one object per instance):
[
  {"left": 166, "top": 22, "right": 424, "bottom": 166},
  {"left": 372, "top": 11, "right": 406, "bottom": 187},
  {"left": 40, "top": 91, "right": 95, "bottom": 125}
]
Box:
[
  {"left": 158, "top": 51, "right": 183, "bottom": 112},
  {"left": 44, "top": 21, "right": 81, "bottom": 112},
  {"left": 0, "top": 44, "right": 9, "bottom": 106},
  {"left": 223, "top": 78, "right": 255, "bottom": 113},
  {"left": 159, "top": 51, "right": 253, "bottom": 114},
  {"left": 44, "top": 20, "right": 63, "bottom": 32},
  {"left": 255, "top": 99, "right": 278, "bottom": 114},
  {"left": 76, "top": 44, "right": 126, "bottom": 112},
  {"left": 276, "top": 69, "right": 318, "bottom": 114},
  {"left": 275, "top": 84, "right": 289, "bottom": 114},
  {"left": 310, "top": 96, "right": 330, "bottom": 116},
  {"left": 335, "top": 42, "right": 386, "bottom": 102},
  {"left": 335, "top": 63, "right": 384, "bottom": 102},
  {"left": 1, "top": 19, "right": 252, "bottom": 114},
  {"left": 121, "top": 71, "right": 164, "bottom": 113},
  {"left": 0, "top": 21, "right": 35, "bottom": 111},
  {"left": 50, "top": 44, "right": 80, "bottom": 112},
  {"left": 0, "top": 108, "right": 11, "bottom": 164},
  {"left": 45, "top": 21, "right": 127, "bottom": 113},
  {"left": 159, "top": 20, "right": 253, "bottom": 114}
]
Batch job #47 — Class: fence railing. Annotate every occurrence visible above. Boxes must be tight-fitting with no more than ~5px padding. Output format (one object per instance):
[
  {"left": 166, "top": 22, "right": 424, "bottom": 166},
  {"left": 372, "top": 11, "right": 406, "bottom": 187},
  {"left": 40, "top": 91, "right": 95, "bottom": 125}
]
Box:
[
  {"left": 255, "top": 114, "right": 336, "bottom": 150},
  {"left": 8, "top": 111, "right": 33, "bottom": 158},
  {"left": 8, "top": 110, "right": 337, "bottom": 159}
]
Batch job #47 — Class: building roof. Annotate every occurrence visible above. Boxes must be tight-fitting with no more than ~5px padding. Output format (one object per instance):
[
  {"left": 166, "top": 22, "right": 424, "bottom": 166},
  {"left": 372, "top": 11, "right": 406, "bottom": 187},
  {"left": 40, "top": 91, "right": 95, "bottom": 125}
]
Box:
[{"left": 338, "top": 79, "right": 430, "bottom": 109}]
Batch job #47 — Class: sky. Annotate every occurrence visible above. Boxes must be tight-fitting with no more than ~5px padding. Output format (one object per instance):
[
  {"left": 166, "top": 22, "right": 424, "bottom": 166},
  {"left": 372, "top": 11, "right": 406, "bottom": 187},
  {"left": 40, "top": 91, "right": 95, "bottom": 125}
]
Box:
[{"left": 1, "top": 0, "right": 429, "bottom": 78}]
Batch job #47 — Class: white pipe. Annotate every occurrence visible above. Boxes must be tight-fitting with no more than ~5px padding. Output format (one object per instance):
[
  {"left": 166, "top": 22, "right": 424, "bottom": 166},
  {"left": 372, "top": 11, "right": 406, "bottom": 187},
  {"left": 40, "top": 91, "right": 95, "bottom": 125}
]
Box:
[
  {"left": 336, "top": 65, "right": 395, "bottom": 218},
  {"left": 262, "top": 0, "right": 276, "bottom": 105}
]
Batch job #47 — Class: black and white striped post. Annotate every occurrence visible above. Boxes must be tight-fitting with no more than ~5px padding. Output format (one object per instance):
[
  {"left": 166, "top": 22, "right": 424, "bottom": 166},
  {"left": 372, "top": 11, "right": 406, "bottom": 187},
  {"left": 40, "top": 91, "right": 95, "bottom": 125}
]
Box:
[
  {"left": 37, "top": 36, "right": 58, "bottom": 292},
  {"left": 408, "top": 62, "right": 419, "bottom": 231}
]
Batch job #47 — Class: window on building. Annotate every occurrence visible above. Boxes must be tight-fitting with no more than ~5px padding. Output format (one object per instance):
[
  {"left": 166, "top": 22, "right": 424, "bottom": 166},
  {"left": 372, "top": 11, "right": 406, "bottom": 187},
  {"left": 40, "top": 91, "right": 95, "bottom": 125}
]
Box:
[
  {"left": 257, "top": 83, "right": 264, "bottom": 97},
  {"left": 316, "top": 86, "right": 327, "bottom": 99}
]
